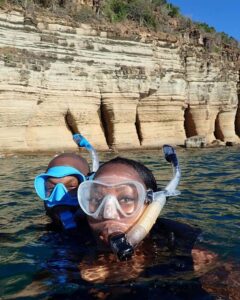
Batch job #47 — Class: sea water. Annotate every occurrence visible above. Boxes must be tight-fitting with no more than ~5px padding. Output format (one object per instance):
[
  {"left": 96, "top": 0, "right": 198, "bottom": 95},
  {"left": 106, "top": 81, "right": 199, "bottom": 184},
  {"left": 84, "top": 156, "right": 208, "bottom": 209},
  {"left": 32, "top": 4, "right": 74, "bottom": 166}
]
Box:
[{"left": 0, "top": 147, "right": 240, "bottom": 299}]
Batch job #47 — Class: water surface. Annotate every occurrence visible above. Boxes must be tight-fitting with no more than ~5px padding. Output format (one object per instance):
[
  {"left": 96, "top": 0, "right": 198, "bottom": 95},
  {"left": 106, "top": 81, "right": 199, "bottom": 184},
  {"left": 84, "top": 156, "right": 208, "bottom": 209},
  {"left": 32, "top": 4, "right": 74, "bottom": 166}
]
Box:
[{"left": 0, "top": 147, "right": 240, "bottom": 299}]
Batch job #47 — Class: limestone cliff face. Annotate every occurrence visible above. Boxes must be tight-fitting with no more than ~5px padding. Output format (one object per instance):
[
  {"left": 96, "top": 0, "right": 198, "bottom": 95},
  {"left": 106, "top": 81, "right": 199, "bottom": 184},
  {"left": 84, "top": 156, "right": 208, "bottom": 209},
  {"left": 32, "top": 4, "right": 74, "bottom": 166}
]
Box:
[{"left": 0, "top": 10, "right": 239, "bottom": 152}]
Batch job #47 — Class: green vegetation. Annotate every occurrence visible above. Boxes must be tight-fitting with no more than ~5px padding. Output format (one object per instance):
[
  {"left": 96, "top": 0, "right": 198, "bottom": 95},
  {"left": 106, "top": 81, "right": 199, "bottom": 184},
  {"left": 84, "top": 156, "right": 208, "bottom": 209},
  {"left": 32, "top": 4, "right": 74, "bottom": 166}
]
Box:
[
  {"left": 196, "top": 22, "right": 216, "bottom": 34},
  {"left": 101, "top": 0, "right": 180, "bottom": 28},
  {"left": 2, "top": 0, "right": 239, "bottom": 51},
  {"left": 165, "top": 2, "right": 179, "bottom": 17},
  {"left": 103, "top": 0, "right": 128, "bottom": 22},
  {"left": 219, "top": 32, "right": 238, "bottom": 46}
]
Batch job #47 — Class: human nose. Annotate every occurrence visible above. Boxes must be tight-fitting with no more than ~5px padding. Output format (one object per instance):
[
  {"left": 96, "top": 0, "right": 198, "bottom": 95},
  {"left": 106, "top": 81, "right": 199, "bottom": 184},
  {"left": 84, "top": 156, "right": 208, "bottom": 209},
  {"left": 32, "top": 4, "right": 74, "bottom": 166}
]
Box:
[{"left": 103, "top": 195, "right": 119, "bottom": 220}]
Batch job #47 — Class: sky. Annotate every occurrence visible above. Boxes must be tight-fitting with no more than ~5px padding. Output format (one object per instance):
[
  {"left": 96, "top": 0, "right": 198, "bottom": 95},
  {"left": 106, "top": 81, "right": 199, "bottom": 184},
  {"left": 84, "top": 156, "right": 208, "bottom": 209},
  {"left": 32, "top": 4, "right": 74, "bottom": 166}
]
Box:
[{"left": 169, "top": 0, "right": 240, "bottom": 41}]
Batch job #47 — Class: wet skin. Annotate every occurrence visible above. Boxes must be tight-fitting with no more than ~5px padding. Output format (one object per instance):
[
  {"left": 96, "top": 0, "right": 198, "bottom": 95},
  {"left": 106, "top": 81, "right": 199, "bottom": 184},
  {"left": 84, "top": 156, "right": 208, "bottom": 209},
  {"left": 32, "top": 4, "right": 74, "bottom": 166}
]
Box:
[{"left": 87, "top": 163, "right": 147, "bottom": 245}]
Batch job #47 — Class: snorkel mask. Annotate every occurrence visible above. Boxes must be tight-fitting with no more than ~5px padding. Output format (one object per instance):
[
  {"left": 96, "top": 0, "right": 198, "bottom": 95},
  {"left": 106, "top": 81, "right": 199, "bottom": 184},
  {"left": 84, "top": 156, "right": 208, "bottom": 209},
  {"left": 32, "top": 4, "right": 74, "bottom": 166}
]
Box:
[
  {"left": 78, "top": 179, "right": 146, "bottom": 220},
  {"left": 78, "top": 145, "right": 181, "bottom": 260},
  {"left": 34, "top": 166, "right": 86, "bottom": 207}
]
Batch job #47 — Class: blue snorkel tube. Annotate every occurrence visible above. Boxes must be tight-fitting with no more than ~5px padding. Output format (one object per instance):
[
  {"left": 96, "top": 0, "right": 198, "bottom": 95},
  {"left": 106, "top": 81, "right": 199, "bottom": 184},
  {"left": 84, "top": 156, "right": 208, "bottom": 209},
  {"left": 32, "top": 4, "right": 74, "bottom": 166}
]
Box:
[
  {"left": 73, "top": 134, "right": 99, "bottom": 173},
  {"left": 110, "top": 145, "right": 181, "bottom": 261}
]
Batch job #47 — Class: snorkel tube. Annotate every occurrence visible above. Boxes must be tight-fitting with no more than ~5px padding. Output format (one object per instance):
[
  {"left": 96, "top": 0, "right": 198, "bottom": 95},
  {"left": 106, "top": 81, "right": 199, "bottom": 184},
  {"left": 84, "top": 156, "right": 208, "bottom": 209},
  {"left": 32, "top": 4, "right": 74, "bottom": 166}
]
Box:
[
  {"left": 73, "top": 134, "right": 99, "bottom": 173},
  {"left": 109, "top": 145, "right": 181, "bottom": 261}
]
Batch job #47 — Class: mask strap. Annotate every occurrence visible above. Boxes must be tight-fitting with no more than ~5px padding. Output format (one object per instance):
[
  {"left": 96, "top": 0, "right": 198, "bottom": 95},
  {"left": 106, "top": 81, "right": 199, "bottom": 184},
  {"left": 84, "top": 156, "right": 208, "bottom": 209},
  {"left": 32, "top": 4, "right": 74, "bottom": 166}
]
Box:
[
  {"left": 145, "top": 189, "right": 154, "bottom": 204},
  {"left": 73, "top": 134, "right": 99, "bottom": 173}
]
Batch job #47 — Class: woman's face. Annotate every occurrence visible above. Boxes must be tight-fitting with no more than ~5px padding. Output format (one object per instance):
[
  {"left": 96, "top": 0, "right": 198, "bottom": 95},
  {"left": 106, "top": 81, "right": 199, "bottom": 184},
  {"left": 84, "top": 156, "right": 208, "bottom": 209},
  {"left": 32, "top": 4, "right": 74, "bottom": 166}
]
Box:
[{"left": 87, "top": 163, "right": 147, "bottom": 245}]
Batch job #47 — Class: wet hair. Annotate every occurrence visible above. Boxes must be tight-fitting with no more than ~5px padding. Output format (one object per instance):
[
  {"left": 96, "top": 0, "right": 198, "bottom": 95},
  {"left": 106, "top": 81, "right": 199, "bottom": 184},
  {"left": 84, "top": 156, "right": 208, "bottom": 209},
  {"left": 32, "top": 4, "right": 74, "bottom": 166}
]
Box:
[{"left": 95, "top": 156, "right": 158, "bottom": 192}]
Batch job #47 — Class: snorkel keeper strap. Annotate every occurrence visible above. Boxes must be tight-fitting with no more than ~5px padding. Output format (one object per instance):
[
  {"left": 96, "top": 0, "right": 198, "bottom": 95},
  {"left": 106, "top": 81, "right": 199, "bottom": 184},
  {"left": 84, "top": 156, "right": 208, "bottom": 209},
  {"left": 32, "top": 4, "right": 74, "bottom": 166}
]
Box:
[{"left": 73, "top": 134, "right": 99, "bottom": 173}]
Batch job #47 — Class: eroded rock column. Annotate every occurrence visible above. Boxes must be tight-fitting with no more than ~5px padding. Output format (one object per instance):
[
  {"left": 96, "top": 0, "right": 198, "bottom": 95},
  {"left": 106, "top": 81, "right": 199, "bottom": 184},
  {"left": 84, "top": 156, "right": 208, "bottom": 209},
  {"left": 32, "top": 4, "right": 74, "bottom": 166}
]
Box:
[
  {"left": 137, "top": 97, "right": 186, "bottom": 147},
  {"left": 215, "top": 110, "right": 239, "bottom": 142},
  {"left": 0, "top": 90, "right": 37, "bottom": 152},
  {"left": 101, "top": 94, "right": 140, "bottom": 149},
  {"left": 26, "top": 92, "right": 108, "bottom": 151},
  {"left": 186, "top": 106, "right": 219, "bottom": 143}
]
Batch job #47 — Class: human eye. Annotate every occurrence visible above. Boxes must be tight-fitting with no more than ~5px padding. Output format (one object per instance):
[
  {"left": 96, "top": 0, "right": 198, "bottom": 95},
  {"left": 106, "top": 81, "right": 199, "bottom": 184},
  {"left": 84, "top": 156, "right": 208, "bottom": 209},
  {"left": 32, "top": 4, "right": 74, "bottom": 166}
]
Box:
[
  {"left": 119, "top": 196, "right": 135, "bottom": 204},
  {"left": 66, "top": 178, "right": 79, "bottom": 191},
  {"left": 45, "top": 182, "right": 55, "bottom": 195},
  {"left": 90, "top": 193, "right": 103, "bottom": 205}
]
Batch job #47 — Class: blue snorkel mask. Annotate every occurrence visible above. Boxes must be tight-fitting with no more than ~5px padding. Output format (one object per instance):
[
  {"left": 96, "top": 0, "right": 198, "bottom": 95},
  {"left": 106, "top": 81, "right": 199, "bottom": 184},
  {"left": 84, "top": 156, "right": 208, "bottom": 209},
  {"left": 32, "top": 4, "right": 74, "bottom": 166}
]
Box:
[{"left": 34, "top": 166, "right": 86, "bottom": 207}]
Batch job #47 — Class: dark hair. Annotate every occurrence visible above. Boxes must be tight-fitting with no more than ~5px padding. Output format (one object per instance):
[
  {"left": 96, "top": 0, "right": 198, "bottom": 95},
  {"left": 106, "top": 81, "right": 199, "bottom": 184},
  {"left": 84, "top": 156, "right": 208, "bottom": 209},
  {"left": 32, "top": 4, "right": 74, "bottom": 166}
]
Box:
[{"left": 95, "top": 156, "right": 158, "bottom": 192}]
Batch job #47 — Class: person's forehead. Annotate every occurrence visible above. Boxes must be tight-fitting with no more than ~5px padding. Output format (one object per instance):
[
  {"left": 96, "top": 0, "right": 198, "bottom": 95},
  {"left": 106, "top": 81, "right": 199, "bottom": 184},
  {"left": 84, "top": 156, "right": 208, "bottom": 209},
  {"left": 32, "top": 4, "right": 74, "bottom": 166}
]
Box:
[
  {"left": 95, "top": 163, "right": 144, "bottom": 184},
  {"left": 48, "top": 155, "right": 89, "bottom": 175}
]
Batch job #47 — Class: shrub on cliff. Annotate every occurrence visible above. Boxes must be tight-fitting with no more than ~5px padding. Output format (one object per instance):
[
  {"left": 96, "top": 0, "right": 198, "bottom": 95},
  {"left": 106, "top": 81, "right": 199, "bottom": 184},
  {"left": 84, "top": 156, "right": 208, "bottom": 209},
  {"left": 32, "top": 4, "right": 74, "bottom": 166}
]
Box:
[
  {"left": 103, "top": 0, "right": 128, "bottom": 22},
  {"left": 196, "top": 22, "right": 216, "bottom": 34},
  {"left": 127, "top": 0, "right": 156, "bottom": 28},
  {"left": 102, "top": 0, "right": 179, "bottom": 29}
]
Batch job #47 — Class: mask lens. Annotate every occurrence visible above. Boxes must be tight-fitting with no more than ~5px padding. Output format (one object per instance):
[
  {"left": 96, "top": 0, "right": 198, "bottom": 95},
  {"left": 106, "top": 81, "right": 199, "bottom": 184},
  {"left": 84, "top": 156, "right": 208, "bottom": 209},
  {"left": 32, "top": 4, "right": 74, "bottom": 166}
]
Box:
[
  {"left": 45, "top": 180, "right": 55, "bottom": 197},
  {"left": 115, "top": 183, "right": 139, "bottom": 215},
  {"left": 78, "top": 181, "right": 146, "bottom": 219},
  {"left": 45, "top": 177, "right": 79, "bottom": 198}
]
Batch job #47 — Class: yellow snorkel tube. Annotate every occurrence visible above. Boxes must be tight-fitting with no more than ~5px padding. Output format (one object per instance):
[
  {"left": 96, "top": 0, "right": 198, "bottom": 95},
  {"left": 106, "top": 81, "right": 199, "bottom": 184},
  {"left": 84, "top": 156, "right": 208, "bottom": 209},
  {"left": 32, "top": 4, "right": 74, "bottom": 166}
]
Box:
[{"left": 109, "top": 145, "right": 181, "bottom": 261}]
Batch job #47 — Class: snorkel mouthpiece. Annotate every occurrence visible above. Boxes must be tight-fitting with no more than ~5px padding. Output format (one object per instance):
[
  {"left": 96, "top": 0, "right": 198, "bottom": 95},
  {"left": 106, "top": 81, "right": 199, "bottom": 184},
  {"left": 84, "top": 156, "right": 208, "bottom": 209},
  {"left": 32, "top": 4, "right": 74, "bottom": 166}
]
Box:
[
  {"left": 73, "top": 134, "right": 99, "bottom": 172},
  {"left": 109, "top": 232, "right": 134, "bottom": 261}
]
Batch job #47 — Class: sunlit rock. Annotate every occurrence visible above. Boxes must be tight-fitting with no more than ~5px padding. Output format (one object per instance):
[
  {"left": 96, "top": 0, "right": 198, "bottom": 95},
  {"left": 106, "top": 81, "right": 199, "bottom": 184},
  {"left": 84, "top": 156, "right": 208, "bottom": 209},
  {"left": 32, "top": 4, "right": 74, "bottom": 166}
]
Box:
[{"left": 0, "top": 10, "right": 239, "bottom": 152}]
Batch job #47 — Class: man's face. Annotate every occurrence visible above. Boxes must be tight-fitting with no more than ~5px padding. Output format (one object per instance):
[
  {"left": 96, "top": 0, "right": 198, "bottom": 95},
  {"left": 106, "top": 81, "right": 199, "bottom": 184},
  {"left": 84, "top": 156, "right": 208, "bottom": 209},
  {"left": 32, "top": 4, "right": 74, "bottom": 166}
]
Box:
[{"left": 87, "top": 163, "right": 146, "bottom": 245}]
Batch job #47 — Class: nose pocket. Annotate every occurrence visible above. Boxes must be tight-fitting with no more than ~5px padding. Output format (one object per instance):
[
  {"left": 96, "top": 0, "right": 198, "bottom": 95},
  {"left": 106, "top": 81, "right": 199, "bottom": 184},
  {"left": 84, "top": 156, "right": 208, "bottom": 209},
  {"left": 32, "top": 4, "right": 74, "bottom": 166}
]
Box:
[
  {"left": 103, "top": 195, "right": 120, "bottom": 220},
  {"left": 49, "top": 183, "right": 68, "bottom": 202}
]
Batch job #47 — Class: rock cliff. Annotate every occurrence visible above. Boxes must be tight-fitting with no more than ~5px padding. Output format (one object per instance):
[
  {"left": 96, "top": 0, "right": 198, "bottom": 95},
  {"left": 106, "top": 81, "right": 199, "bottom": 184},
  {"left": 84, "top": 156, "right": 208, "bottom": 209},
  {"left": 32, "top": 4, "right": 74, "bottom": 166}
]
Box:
[{"left": 0, "top": 9, "right": 239, "bottom": 153}]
